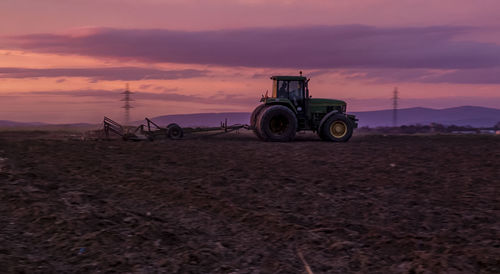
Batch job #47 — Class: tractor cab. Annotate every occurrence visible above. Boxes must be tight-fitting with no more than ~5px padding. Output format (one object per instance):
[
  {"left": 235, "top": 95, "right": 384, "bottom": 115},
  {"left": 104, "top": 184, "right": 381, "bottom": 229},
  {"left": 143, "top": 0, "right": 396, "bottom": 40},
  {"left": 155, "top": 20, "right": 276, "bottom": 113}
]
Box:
[{"left": 270, "top": 75, "right": 308, "bottom": 113}]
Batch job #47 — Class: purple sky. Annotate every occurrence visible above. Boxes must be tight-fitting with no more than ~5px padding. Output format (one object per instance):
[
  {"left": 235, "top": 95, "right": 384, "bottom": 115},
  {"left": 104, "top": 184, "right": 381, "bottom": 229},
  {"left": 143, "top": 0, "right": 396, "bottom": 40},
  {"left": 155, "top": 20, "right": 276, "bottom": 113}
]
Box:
[{"left": 1, "top": 0, "right": 500, "bottom": 123}]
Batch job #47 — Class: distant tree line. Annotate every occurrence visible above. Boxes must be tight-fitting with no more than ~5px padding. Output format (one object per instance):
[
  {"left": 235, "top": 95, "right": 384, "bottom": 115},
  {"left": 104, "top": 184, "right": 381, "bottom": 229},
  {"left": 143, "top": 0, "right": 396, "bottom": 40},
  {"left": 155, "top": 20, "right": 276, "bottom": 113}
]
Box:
[{"left": 357, "top": 122, "right": 500, "bottom": 134}]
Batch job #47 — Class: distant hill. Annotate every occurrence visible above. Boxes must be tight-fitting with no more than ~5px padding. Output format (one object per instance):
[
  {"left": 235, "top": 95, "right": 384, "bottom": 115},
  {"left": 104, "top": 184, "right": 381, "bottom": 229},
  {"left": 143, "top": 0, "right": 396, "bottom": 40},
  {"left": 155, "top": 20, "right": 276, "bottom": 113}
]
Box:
[
  {"left": 0, "top": 120, "right": 95, "bottom": 129},
  {"left": 1, "top": 106, "right": 499, "bottom": 128},
  {"left": 0, "top": 120, "right": 47, "bottom": 127},
  {"left": 352, "top": 106, "right": 500, "bottom": 127},
  {"left": 148, "top": 106, "right": 500, "bottom": 128}
]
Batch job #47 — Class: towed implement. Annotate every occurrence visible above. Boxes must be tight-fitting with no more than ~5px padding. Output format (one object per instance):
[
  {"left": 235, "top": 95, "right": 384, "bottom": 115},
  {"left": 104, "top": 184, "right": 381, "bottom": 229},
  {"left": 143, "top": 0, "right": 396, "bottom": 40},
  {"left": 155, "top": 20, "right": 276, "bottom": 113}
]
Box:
[
  {"left": 101, "top": 117, "right": 247, "bottom": 141},
  {"left": 103, "top": 117, "right": 183, "bottom": 141}
]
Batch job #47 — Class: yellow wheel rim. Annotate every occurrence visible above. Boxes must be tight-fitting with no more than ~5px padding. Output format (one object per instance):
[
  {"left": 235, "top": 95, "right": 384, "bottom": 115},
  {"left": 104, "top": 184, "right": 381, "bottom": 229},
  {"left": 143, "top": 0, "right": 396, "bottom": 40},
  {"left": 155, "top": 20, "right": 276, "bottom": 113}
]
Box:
[{"left": 330, "top": 121, "right": 347, "bottom": 138}]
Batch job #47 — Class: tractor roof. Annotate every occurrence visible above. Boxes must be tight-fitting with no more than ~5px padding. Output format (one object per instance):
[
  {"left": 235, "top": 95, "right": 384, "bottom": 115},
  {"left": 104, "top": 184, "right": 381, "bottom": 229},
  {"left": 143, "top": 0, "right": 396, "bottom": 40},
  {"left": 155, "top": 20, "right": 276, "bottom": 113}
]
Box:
[{"left": 270, "top": 76, "right": 307, "bottom": 81}]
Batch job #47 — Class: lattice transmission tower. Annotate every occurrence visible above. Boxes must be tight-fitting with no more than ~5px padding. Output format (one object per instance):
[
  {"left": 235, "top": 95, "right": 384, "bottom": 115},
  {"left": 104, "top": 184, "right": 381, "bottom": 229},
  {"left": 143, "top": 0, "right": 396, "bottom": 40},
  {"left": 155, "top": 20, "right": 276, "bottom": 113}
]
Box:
[
  {"left": 121, "top": 83, "right": 133, "bottom": 126},
  {"left": 393, "top": 87, "right": 399, "bottom": 127}
]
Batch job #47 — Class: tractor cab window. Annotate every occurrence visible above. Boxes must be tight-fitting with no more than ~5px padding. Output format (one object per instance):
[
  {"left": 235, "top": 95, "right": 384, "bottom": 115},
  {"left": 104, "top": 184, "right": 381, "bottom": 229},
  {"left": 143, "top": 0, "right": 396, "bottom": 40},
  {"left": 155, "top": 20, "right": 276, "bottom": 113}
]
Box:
[
  {"left": 274, "top": 79, "right": 305, "bottom": 111},
  {"left": 277, "top": 81, "right": 289, "bottom": 98},
  {"left": 272, "top": 80, "right": 278, "bottom": 98},
  {"left": 288, "top": 81, "right": 304, "bottom": 106}
]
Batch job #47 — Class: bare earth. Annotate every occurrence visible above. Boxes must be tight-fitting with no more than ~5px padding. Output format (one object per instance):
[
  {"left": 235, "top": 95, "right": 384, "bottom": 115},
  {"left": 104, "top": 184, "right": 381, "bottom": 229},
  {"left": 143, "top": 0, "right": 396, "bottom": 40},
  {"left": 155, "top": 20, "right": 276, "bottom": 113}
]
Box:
[{"left": 0, "top": 131, "right": 499, "bottom": 273}]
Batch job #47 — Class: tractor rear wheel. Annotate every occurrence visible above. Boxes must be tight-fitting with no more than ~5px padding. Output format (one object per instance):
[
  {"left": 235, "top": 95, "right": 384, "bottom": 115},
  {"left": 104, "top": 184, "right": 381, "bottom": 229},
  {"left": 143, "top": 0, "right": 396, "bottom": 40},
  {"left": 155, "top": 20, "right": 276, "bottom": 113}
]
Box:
[
  {"left": 250, "top": 104, "right": 267, "bottom": 139},
  {"left": 320, "top": 114, "right": 353, "bottom": 142},
  {"left": 256, "top": 105, "right": 297, "bottom": 142},
  {"left": 166, "top": 123, "right": 183, "bottom": 140}
]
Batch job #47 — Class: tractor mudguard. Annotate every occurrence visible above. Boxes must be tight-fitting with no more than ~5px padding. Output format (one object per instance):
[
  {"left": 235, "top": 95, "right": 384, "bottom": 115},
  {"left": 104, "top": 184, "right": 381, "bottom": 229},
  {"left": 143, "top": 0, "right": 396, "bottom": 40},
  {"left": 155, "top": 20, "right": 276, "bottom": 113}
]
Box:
[
  {"left": 318, "top": 110, "right": 342, "bottom": 131},
  {"left": 263, "top": 98, "right": 297, "bottom": 114},
  {"left": 318, "top": 111, "right": 358, "bottom": 131}
]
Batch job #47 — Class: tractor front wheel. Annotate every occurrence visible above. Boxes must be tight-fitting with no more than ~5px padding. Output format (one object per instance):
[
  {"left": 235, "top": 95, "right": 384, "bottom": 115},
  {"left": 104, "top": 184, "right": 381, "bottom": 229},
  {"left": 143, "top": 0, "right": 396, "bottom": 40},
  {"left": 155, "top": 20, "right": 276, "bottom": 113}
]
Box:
[
  {"left": 256, "top": 105, "right": 297, "bottom": 142},
  {"left": 320, "top": 115, "right": 353, "bottom": 142}
]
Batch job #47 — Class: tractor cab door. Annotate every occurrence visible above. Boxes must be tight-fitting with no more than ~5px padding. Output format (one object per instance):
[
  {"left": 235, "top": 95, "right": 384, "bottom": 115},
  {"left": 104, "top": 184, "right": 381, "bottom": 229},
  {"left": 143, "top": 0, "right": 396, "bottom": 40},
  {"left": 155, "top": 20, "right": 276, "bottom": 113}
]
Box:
[
  {"left": 289, "top": 80, "right": 306, "bottom": 113},
  {"left": 276, "top": 80, "right": 306, "bottom": 113}
]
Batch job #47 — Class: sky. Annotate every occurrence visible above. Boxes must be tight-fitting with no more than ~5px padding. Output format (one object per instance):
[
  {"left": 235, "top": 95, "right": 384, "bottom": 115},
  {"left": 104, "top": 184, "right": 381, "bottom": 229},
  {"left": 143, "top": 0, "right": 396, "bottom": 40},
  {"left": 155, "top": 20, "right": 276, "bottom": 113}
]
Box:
[{"left": 1, "top": 0, "right": 500, "bottom": 123}]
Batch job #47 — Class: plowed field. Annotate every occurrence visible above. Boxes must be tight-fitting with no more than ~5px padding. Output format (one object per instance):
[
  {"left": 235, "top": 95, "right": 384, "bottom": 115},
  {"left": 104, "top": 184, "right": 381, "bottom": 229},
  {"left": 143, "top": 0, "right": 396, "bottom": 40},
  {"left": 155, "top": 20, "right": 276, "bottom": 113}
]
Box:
[{"left": 0, "top": 131, "right": 499, "bottom": 273}]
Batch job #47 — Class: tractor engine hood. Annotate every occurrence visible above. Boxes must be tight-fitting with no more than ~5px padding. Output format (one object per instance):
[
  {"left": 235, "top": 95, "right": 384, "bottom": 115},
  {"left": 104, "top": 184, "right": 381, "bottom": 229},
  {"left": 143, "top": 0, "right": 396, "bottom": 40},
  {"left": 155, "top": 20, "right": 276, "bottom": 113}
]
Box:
[{"left": 309, "top": 98, "right": 346, "bottom": 106}]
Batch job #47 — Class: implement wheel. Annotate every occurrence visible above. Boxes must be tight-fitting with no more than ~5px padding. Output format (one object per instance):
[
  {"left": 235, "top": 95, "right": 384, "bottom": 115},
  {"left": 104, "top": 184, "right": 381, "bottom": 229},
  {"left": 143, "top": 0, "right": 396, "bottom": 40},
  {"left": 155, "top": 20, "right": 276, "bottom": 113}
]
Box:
[
  {"left": 321, "top": 114, "right": 353, "bottom": 142},
  {"left": 167, "top": 123, "right": 183, "bottom": 140},
  {"left": 256, "top": 105, "right": 297, "bottom": 142}
]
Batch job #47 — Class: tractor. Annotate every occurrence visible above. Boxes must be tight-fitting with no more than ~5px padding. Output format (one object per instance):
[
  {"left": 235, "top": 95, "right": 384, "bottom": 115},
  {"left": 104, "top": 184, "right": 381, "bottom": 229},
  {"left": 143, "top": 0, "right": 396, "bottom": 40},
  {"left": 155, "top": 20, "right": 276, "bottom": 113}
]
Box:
[{"left": 250, "top": 73, "right": 358, "bottom": 142}]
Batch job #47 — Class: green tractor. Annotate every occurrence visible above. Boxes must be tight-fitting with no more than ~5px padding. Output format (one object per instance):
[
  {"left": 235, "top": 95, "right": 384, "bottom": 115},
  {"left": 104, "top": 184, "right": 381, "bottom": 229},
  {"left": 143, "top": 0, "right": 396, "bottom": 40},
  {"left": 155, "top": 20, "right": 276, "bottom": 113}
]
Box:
[{"left": 250, "top": 73, "right": 358, "bottom": 142}]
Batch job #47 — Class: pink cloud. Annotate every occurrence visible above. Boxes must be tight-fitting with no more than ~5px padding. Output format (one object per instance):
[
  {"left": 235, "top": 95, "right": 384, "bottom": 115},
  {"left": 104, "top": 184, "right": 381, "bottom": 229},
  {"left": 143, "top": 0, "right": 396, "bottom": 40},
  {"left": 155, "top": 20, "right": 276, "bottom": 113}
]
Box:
[
  {"left": 5, "top": 25, "right": 500, "bottom": 71},
  {"left": 1, "top": 88, "right": 254, "bottom": 106},
  {"left": 0, "top": 67, "right": 207, "bottom": 81},
  {"left": 339, "top": 67, "right": 500, "bottom": 84}
]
